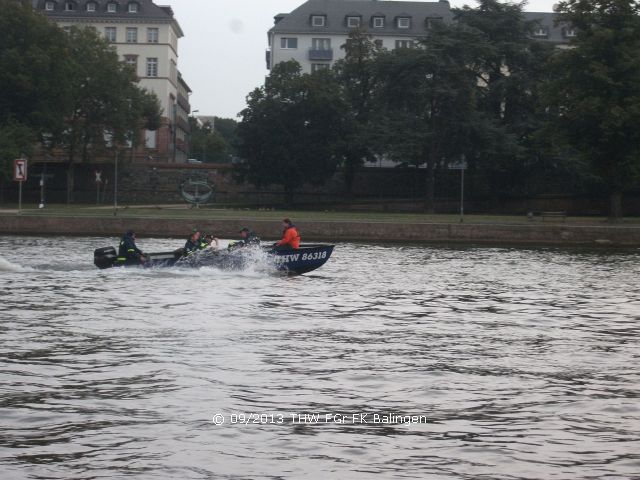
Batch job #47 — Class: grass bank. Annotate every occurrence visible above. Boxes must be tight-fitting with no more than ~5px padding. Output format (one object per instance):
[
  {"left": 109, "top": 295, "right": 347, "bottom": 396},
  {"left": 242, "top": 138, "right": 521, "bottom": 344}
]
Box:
[{"left": 1, "top": 203, "right": 637, "bottom": 226}]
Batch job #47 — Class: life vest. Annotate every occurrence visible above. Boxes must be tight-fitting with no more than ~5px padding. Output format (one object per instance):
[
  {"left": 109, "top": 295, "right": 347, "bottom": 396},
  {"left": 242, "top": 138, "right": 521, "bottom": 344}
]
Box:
[{"left": 277, "top": 225, "right": 300, "bottom": 249}]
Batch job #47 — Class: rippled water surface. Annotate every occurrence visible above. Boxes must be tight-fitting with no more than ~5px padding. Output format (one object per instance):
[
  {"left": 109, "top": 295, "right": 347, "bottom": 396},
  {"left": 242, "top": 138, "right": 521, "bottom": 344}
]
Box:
[{"left": 1, "top": 235, "right": 639, "bottom": 479}]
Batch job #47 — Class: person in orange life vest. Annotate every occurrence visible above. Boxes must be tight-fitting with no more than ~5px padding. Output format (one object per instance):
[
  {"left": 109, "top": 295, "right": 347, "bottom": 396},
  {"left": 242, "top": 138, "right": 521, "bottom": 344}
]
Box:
[{"left": 275, "top": 218, "right": 300, "bottom": 250}]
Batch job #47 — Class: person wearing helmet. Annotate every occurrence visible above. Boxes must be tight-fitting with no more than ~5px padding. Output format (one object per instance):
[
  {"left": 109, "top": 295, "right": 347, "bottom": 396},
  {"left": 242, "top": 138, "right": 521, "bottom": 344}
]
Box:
[
  {"left": 117, "top": 230, "right": 147, "bottom": 264},
  {"left": 228, "top": 227, "right": 261, "bottom": 251},
  {"left": 185, "top": 229, "right": 219, "bottom": 255},
  {"left": 184, "top": 229, "right": 202, "bottom": 254}
]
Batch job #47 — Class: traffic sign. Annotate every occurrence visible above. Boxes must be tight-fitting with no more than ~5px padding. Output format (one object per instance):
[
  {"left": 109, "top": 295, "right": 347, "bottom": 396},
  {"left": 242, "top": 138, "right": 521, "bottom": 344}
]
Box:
[{"left": 14, "top": 159, "right": 28, "bottom": 182}]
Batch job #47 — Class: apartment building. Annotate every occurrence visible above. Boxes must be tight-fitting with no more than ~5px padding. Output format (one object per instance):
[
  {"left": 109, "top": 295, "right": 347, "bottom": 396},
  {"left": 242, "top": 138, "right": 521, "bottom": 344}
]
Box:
[
  {"left": 267, "top": 0, "right": 571, "bottom": 73},
  {"left": 34, "top": 0, "right": 191, "bottom": 163}
]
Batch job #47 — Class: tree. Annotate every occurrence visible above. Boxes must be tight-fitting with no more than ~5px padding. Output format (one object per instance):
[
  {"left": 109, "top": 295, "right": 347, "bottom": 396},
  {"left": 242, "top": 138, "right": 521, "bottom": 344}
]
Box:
[
  {"left": 455, "top": 0, "right": 555, "bottom": 198},
  {"left": 188, "top": 117, "right": 233, "bottom": 163},
  {"left": 0, "top": 0, "right": 71, "bottom": 180},
  {"left": 372, "top": 25, "right": 488, "bottom": 212},
  {"left": 545, "top": 0, "right": 640, "bottom": 219},
  {"left": 333, "top": 30, "right": 381, "bottom": 193},
  {"left": 237, "top": 61, "right": 346, "bottom": 204},
  {"left": 58, "top": 26, "right": 161, "bottom": 202}
]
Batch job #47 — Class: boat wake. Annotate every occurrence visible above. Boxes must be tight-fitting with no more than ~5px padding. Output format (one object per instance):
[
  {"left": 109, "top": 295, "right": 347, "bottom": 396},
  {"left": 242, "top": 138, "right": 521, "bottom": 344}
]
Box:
[
  {"left": 0, "top": 257, "right": 35, "bottom": 273},
  {"left": 174, "top": 246, "right": 281, "bottom": 274}
]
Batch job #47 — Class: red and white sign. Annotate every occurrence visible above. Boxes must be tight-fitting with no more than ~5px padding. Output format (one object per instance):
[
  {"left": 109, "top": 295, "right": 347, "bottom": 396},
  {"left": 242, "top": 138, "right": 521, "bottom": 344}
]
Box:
[{"left": 13, "top": 159, "right": 27, "bottom": 182}]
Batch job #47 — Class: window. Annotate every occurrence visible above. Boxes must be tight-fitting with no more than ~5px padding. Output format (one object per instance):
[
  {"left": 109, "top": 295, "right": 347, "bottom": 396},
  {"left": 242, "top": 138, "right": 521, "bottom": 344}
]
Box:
[
  {"left": 533, "top": 27, "right": 548, "bottom": 36},
  {"left": 395, "top": 40, "right": 414, "bottom": 49},
  {"left": 312, "top": 38, "right": 330, "bottom": 50},
  {"left": 124, "top": 55, "right": 138, "bottom": 70},
  {"left": 311, "top": 15, "right": 325, "bottom": 27},
  {"left": 373, "top": 17, "right": 385, "bottom": 28},
  {"left": 311, "top": 64, "right": 329, "bottom": 73},
  {"left": 107, "top": 2, "right": 117, "bottom": 13},
  {"left": 104, "top": 26, "right": 117, "bottom": 42},
  {"left": 146, "top": 57, "right": 158, "bottom": 77},
  {"left": 128, "top": 2, "right": 138, "bottom": 13},
  {"left": 280, "top": 37, "right": 298, "bottom": 49},
  {"left": 397, "top": 17, "right": 411, "bottom": 28},
  {"left": 45, "top": 1, "right": 55, "bottom": 11},
  {"left": 86, "top": 2, "right": 96, "bottom": 11},
  {"left": 145, "top": 130, "right": 157, "bottom": 149},
  {"left": 347, "top": 16, "right": 361, "bottom": 28},
  {"left": 147, "top": 27, "right": 159, "bottom": 43},
  {"left": 564, "top": 28, "right": 577, "bottom": 38},
  {"left": 65, "top": 2, "right": 75, "bottom": 11},
  {"left": 126, "top": 27, "right": 138, "bottom": 43}
]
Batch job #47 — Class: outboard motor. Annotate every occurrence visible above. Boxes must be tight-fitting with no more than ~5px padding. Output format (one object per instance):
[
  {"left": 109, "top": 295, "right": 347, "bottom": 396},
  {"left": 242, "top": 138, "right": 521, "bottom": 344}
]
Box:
[{"left": 94, "top": 246, "right": 118, "bottom": 269}]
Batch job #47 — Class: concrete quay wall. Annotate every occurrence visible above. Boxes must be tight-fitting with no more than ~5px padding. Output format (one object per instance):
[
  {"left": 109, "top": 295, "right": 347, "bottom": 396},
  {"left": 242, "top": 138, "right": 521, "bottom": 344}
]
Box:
[{"left": 1, "top": 215, "right": 639, "bottom": 247}]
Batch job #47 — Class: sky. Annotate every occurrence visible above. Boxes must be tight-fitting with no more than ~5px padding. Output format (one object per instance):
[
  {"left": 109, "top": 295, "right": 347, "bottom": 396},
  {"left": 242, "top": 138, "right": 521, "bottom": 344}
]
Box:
[{"left": 168, "top": 0, "right": 559, "bottom": 119}]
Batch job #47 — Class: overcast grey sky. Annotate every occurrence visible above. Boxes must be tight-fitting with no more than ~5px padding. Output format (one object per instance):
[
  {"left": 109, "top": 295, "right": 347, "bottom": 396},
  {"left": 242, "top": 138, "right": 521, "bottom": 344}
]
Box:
[{"left": 168, "top": 0, "right": 559, "bottom": 119}]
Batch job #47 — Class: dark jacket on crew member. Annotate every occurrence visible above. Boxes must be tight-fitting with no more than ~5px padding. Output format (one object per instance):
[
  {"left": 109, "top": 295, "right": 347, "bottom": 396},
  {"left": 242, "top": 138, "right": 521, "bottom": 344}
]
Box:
[
  {"left": 228, "top": 228, "right": 261, "bottom": 251},
  {"left": 184, "top": 237, "right": 201, "bottom": 253},
  {"left": 118, "top": 231, "right": 143, "bottom": 261}
]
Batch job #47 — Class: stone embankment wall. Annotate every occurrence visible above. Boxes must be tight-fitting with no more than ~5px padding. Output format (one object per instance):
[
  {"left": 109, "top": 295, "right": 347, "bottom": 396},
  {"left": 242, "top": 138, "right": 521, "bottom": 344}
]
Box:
[{"left": 1, "top": 215, "right": 639, "bottom": 247}]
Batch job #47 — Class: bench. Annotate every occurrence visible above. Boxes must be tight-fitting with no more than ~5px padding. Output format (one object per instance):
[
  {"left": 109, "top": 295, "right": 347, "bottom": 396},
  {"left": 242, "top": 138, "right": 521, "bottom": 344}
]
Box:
[{"left": 541, "top": 211, "right": 567, "bottom": 222}]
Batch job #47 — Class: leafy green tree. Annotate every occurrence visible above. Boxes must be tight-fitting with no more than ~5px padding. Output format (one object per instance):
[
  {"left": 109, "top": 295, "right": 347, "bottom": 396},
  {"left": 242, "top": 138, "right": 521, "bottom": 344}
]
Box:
[
  {"left": 372, "top": 25, "right": 490, "bottom": 212},
  {"left": 333, "top": 30, "right": 381, "bottom": 193},
  {"left": 237, "top": 61, "right": 346, "bottom": 204},
  {"left": 455, "top": 0, "right": 555, "bottom": 198},
  {"left": 189, "top": 117, "right": 233, "bottom": 163},
  {"left": 213, "top": 117, "right": 239, "bottom": 151},
  {"left": 545, "top": 0, "right": 640, "bottom": 219},
  {"left": 0, "top": 0, "right": 71, "bottom": 180},
  {"left": 59, "top": 26, "right": 160, "bottom": 202}
]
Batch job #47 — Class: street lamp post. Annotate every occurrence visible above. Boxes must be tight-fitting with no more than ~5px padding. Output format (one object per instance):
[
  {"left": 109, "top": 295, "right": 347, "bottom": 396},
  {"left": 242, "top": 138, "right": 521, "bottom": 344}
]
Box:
[
  {"left": 113, "top": 149, "right": 119, "bottom": 216},
  {"left": 190, "top": 109, "right": 199, "bottom": 161}
]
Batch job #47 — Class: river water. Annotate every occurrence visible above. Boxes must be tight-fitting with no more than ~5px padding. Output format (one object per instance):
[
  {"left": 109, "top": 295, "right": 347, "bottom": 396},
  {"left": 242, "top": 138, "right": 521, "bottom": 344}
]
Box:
[{"left": 0, "top": 236, "right": 639, "bottom": 479}]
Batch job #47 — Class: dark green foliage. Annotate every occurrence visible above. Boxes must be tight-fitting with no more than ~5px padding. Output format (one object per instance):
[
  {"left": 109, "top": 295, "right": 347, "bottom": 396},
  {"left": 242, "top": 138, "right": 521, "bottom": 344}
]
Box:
[
  {"left": 544, "top": 0, "right": 640, "bottom": 218},
  {"left": 455, "top": 0, "right": 557, "bottom": 198},
  {"left": 235, "top": 1, "right": 639, "bottom": 214},
  {"left": 189, "top": 117, "right": 235, "bottom": 163},
  {"left": 333, "top": 30, "right": 381, "bottom": 193},
  {"left": 237, "top": 61, "right": 346, "bottom": 204},
  {"left": 0, "top": 0, "right": 70, "bottom": 179},
  {"left": 372, "top": 23, "right": 491, "bottom": 211},
  {"left": 0, "top": 1, "right": 161, "bottom": 199}
]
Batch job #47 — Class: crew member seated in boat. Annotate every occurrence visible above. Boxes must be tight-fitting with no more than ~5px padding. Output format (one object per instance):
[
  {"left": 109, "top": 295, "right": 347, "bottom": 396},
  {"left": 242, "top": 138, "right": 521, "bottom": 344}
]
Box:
[
  {"left": 275, "top": 218, "right": 300, "bottom": 250},
  {"left": 185, "top": 230, "right": 218, "bottom": 254},
  {"left": 202, "top": 233, "right": 220, "bottom": 250},
  {"left": 228, "top": 227, "right": 260, "bottom": 251},
  {"left": 117, "top": 230, "right": 147, "bottom": 264}
]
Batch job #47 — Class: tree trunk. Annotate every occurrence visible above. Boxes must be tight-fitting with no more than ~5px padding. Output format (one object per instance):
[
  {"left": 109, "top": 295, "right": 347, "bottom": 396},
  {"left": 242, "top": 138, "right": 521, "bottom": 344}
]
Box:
[
  {"left": 424, "top": 161, "right": 435, "bottom": 213},
  {"left": 609, "top": 190, "right": 623, "bottom": 222},
  {"left": 343, "top": 157, "right": 357, "bottom": 198},
  {"left": 66, "top": 164, "right": 75, "bottom": 205}
]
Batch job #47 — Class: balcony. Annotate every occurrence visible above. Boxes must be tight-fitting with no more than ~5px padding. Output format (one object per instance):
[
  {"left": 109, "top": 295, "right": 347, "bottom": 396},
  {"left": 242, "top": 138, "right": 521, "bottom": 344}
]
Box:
[
  {"left": 308, "top": 48, "right": 333, "bottom": 61},
  {"left": 177, "top": 93, "right": 190, "bottom": 114}
]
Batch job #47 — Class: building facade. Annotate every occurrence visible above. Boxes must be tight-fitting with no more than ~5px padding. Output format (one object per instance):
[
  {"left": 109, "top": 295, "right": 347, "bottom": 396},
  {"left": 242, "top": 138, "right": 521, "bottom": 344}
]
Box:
[
  {"left": 267, "top": 0, "right": 572, "bottom": 73},
  {"left": 33, "top": 0, "right": 191, "bottom": 163}
]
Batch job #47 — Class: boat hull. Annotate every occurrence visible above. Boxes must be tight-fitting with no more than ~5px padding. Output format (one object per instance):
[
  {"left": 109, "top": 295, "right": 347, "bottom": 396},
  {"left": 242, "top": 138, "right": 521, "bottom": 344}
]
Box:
[{"left": 94, "top": 244, "right": 334, "bottom": 275}]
